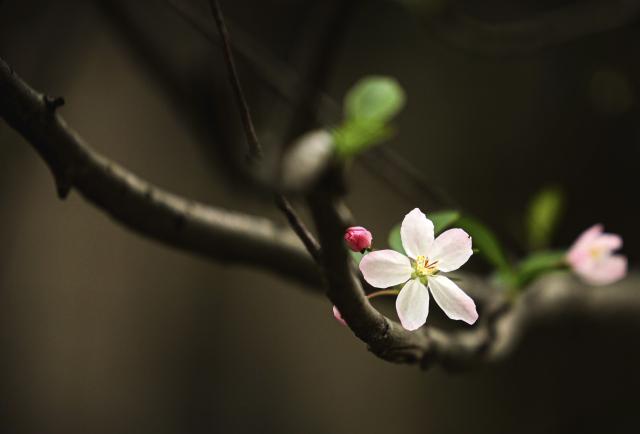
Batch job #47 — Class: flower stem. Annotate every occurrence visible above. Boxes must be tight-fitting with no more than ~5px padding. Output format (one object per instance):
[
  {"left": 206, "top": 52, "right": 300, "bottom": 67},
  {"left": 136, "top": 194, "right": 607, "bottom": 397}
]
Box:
[{"left": 366, "top": 289, "right": 401, "bottom": 299}]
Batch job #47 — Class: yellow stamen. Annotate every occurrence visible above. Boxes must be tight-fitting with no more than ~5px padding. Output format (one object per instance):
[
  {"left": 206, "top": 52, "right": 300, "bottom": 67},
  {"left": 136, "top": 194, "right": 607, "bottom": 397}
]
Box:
[
  {"left": 589, "top": 247, "right": 603, "bottom": 259},
  {"left": 415, "top": 255, "right": 428, "bottom": 275},
  {"left": 414, "top": 255, "right": 439, "bottom": 279}
]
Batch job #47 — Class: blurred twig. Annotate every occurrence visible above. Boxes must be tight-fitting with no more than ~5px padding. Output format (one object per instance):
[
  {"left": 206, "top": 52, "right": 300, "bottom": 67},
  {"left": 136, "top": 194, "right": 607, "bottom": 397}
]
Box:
[
  {"left": 368, "top": 146, "right": 459, "bottom": 208},
  {"left": 166, "top": 0, "right": 339, "bottom": 122},
  {"left": 282, "top": 0, "right": 359, "bottom": 143},
  {"left": 208, "top": 0, "right": 322, "bottom": 262},
  {"left": 99, "top": 0, "right": 247, "bottom": 185},
  {"left": 166, "top": 0, "right": 453, "bottom": 208},
  {"left": 209, "top": 0, "right": 262, "bottom": 162}
]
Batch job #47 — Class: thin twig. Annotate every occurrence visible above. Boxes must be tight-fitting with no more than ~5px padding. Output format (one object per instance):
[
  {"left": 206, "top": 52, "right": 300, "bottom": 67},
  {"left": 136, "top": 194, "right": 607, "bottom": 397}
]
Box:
[
  {"left": 208, "top": 0, "right": 322, "bottom": 262},
  {"left": 166, "top": 0, "right": 336, "bottom": 121},
  {"left": 275, "top": 194, "right": 322, "bottom": 263},
  {"left": 209, "top": 0, "right": 262, "bottom": 161},
  {"left": 172, "top": 0, "right": 454, "bottom": 208},
  {"left": 368, "top": 147, "right": 459, "bottom": 208},
  {"left": 283, "top": 0, "right": 359, "bottom": 142}
]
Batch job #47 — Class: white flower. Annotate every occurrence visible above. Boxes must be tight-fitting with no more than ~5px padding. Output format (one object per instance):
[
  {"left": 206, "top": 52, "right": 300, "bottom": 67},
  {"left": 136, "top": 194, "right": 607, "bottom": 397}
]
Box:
[{"left": 359, "top": 208, "right": 478, "bottom": 330}]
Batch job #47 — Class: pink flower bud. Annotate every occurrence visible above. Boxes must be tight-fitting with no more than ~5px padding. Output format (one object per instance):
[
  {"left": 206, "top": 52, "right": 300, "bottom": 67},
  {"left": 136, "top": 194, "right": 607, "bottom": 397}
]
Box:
[
  {"left": 567, "top": 224, "right": 627, "bottom": 286},
  {"left": 344, "top": 226, "right": 372, "bottom": 252},
  {"left": 332, "top": 305, "right": 347, "bottom": 326}
]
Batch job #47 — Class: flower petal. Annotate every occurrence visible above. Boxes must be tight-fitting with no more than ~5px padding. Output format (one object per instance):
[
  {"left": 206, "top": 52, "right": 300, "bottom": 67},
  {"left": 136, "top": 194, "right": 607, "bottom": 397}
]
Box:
[
  {"left": 576, "top": 254, "right": 627, "bottom": 286},
  {"left": 359, "top": 249, "right": 412, "bottom": 288},
  {"left": 593, "top": 233, "right": 623, "bottom": 252},
  {"left": 567, "top": 224, "right": 603, "bottom": 265},
  {"left": 428, "top": 275, "right": 478, "bottom": 324},
  {"left": 429, "top": 228, "right": 473, "bottom": 272},
  {"left": 332, "top": 305, "right": 347, "bottom": 326},
  {"left": 396, "top": 278, "right": 430, "bottom": 331},
  {"left": 400, "top": 208, "right": 434, "bottom": 259}
]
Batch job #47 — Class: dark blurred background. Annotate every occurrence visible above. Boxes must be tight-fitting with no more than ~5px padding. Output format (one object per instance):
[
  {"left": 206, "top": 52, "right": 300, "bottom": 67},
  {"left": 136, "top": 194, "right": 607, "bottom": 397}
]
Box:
[{"left": 1, "top": 0, "right": 639, "bottom": 433}]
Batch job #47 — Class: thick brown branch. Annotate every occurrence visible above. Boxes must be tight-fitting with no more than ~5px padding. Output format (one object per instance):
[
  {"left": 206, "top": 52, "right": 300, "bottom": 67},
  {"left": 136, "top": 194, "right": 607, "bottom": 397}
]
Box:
[
  {"left": 487, "top": 273, "right": 640, "bottom": 361},
  {"left": 308, "top": 185, "right": 431, "bottom": 363},
  {"left": 0, "top": 57, "right": 321, "bottom": 289},
  {"left": 307, "top": 167, "right": 640, "bottom": 370}
]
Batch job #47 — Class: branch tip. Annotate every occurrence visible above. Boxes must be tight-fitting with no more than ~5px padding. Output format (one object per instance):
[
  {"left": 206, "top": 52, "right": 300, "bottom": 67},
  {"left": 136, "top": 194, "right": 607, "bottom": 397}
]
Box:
[{"left": 44, "top": 95, "right": 65, "bottom": 112}]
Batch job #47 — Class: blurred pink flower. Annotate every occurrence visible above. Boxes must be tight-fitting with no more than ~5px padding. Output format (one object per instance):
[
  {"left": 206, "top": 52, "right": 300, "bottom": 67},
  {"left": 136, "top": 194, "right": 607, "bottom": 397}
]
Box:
[
  {"left": 567, "top": 224, "right": 627, "bottom": 286},
  {"left": 344, "top": 226, "right": 373, "bottom": 252},
  {"left": 358, "top": 208, "right": 477, "bottom": 331}
]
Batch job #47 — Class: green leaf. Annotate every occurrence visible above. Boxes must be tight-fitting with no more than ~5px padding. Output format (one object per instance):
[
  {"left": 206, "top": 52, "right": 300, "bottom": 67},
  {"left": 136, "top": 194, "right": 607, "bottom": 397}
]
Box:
[
  {"left": 457, "top": 216, "right": 512, "bottom": 274},
  {"left": 513, "top": 250, "right": 567, "bottom": 288},
  {"left": 333, "top": 76, "right": 406, "bottom": 159},
  {"left": 429, "top": 210, "right": 460, "bottom": 233},
  {"left": 526, "top": 186, "right": 565, "bottom": 250},
  {"left": 344, "top": 76, "right": 406, "bottom": 124},
  {"left": 332, "top": 120, "right": 394, "bottom": 158}
]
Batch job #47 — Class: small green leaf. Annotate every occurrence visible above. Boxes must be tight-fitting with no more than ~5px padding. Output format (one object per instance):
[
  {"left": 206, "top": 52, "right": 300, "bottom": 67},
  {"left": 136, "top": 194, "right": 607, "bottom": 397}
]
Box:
[
  {"left": 344, "top": 76, "right": 406, "bottom": 124},
  {"left": 332, "top": 120, "right": 393, "bottom": 158},
  {"left": 457, "top": 216, "right": 512, "bottom": 274},
  {"left": 333, "top": 76, "right": 406, "bottom": 159},
  {"left": 429, "top": 210, "right": 461, "bottom": 233},
  {"left": 388, "top": 224, "right": 406, "bottom": 255},
  {"left": 526, "top": 186, "right": 565, "bottom": 250},
  {"left": 513, "top": 250, "right": 568, "bottom": 288}
]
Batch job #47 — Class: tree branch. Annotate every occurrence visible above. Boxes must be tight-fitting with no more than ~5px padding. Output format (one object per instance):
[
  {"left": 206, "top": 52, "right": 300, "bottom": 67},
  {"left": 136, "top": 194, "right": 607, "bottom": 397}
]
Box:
[
  {"left": 99, "top": 0, "right": 254, "bottom": 186},
  {"left": 2, "top": 46, "right": 639, "bottom": 371},
  {"left": 0, "top": 56, "right": 321, "bottom": 289},
  {"left": 308, "top": 181, "right": 432, "bottom": 363},
  {"left": 307, "top": 165, "right": 640, "bottom": 370},
  {"left": 164, "top": 0, "right": 449, "bottom": 207},
  {"left": 165, "top": 0, "right": 339, "bottom": 123},
  {"left": 274, "top": 194, "right": 322, "bottom": 263},
  {"left": 209, "top": 0, "right": 262, "bottom": 162},
  {"left": 208, "top": 0, "right": 322, "bottom": 263}
]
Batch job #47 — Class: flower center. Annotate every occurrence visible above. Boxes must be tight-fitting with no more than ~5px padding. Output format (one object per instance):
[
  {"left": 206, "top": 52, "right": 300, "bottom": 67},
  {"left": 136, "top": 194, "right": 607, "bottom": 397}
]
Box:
[
  {"left": 413, "top": 255, "right": 438, "bottom": 279},
  {"left": 589, "top": 247, "right": 605, "bottom": 260}
]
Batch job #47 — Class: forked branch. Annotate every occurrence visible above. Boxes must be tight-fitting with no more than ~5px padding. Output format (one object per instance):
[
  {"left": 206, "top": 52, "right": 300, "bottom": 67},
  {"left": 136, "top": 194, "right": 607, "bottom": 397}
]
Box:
[
  {"left": 0, "top": 57, "right": 320, "bottom": 289},
  {"left": 2, "top": 56, "right": 640, "bottom": 372}
]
